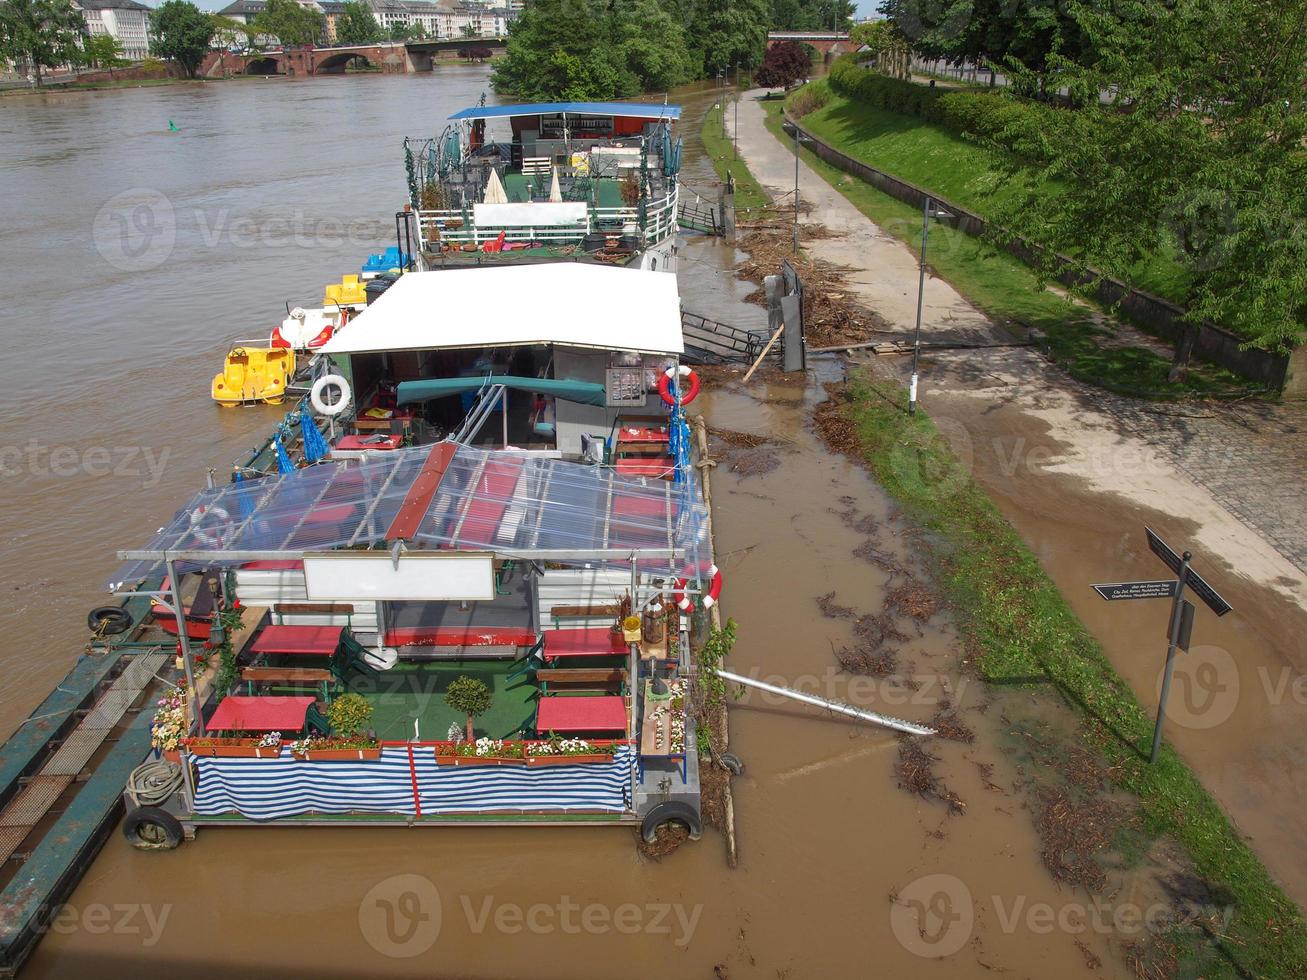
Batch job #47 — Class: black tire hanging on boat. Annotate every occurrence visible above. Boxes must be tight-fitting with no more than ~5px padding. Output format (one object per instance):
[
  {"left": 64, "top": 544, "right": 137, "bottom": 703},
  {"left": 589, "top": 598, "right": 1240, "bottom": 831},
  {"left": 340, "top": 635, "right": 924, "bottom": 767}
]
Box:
[
  {"left": 122, "top": 806, "right": 183, "bottom": 850},
  {"left": 640, "top": 800, "right": 702, "bottom": 844},
  {"left": 88, "top": 605, "right": 133, "bottom": 635}
]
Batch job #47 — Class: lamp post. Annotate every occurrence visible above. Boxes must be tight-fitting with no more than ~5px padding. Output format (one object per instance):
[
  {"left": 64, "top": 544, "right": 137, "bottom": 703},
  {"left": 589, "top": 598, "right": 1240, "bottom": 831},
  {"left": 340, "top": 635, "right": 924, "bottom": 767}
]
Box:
[{"left": 909, "top": 196, "right": 952, "bottom": 415}]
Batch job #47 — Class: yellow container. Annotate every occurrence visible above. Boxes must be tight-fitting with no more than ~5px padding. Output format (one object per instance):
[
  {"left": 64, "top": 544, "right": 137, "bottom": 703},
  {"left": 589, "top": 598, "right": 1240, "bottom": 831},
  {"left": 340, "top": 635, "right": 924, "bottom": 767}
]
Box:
[
  {"left": 323, "top": 274, "right": 366, "bottom": 308},
  {"left": 211, "top": 345, "right": 295, "bottom": 407}
]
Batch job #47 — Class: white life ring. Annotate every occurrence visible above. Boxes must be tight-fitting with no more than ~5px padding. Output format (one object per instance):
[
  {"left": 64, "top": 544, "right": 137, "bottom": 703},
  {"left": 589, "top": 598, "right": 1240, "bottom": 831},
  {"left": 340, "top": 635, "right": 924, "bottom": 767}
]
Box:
[
  {"left": 188, "top": 504, "right": 229, "bottom": 548},
  {"left": 671, "top": 564, "right": 721, "bottom": 611},
  {"left": 311, "top": 374, "right": 352, "bottom": 416}
]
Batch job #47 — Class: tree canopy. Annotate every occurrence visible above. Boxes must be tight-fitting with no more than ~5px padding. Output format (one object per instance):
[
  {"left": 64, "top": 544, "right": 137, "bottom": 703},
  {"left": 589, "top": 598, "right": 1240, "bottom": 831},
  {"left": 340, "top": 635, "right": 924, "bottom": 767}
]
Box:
[
  {"left": 334, "top": 1, "right": 382, "bottom": 45},
  {"left": 253, "top": 0, "right": 325, "bottom": 46},
  {"left": 770, "top": 0, "right": 854, "bottom": 33},
  {"left": 993, "top": 0, "right": 1307, "bottom": 355},
  {"left": 149, "top": 0, "right": 213, "bottom": 77},
  {"left": 0, "top": 0, "right": 85, "bottom": 86},
  {"left": 80, "top": 33, "right": 127, "bottom": 69},
  {"left": 492, "top": 0, "right": 766, "bottom": 99},
  {"left": 754, "top": 39, "right": 811, "bottom": 89}
]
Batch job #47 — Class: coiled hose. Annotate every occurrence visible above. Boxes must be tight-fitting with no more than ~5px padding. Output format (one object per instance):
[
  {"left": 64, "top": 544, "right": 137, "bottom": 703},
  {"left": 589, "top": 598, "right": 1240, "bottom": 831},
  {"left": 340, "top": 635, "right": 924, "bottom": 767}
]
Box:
[{"left": 126, "top": 758, "right": 184, "bottom": 807}]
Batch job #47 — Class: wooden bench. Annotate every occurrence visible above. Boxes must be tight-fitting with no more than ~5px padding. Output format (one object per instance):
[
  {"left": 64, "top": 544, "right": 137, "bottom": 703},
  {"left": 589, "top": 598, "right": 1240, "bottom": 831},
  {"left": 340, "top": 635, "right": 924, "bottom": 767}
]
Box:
[
  {"left": 536, "top": 667, "right": 627, "bottom": 694},
  {"left": 549, "top": 604, "right": 619, "bottom": 629},
  {"left": 241, "top": 666, "right": 336, "bottom": 699},
  {"left": 274, "top": 602, "right": 354, "bottom": 625}
]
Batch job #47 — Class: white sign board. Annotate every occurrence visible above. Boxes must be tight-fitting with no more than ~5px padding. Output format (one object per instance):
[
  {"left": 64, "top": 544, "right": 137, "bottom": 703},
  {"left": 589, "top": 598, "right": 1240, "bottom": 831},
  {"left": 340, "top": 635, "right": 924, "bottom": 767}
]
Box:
[
  {"left": 473, "top": 201, "right": 588, "bottom": 228},
  {"left": 302, "top": 552, "right": 496, "bottom": 602}
]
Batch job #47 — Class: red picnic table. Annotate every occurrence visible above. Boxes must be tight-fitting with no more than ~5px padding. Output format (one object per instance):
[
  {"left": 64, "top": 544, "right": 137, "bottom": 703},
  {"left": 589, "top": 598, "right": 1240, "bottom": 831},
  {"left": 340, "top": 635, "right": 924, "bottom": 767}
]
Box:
[
  {"left": 542, "top": 628, "right": 629, "bottom": 659},
  {"left": 334, "top": 434, "right": 403, "bottom": 452},
  {"left": 617, "top": 425, "right": 669, "bottom": 444},
  {"left": 250, "top": 624, "right": 342, "bottom": 657},
  {"left": 207, "top": 695, "right": 315, "bottom": 732},
  {"left": 615, "top": 458, "right": 674, "bottom": 479},
  {"left": 536, "top": 695, "right": 628, "bottom": 735}
]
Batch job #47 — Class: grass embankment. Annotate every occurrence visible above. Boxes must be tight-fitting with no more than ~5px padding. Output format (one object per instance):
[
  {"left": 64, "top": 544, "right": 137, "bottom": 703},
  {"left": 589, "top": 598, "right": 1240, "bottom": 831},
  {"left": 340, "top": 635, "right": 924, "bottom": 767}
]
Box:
[
  {"left": 700, "top": 100, "right": 773, "bottom": 217},
  {"left": 761, "top": 97, "right": 1251, "bottom": 399},
  {"left": 795, "top": 83, "right": 1190, "bottom": 304},
  {"left": 832, "top": 374, "right": 1307, "bottom": 978}
]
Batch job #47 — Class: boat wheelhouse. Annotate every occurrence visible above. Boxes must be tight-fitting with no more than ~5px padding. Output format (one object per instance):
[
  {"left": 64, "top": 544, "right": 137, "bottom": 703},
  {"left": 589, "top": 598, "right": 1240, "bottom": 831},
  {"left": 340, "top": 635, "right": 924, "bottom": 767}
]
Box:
[{"left": 405, "top": 101, "right": 683, "bottom": 271}]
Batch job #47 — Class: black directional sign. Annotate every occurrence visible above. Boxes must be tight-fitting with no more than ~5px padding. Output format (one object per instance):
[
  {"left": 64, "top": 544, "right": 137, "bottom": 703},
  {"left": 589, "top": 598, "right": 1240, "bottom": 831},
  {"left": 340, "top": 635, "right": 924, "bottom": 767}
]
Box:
[
  {"left": 1144, "top": 527, "right": 1233, "bottom": 618},
  {"left": 1092, "top": 580, "right": 1178, "bottom": 602}
]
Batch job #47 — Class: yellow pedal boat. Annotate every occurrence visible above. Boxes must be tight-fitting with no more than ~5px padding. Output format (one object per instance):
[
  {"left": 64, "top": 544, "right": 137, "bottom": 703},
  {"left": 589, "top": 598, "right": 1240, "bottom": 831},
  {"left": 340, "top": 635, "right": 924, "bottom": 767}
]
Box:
[{"left": 211, "top": 344, "right": 294, "bottom": 407}]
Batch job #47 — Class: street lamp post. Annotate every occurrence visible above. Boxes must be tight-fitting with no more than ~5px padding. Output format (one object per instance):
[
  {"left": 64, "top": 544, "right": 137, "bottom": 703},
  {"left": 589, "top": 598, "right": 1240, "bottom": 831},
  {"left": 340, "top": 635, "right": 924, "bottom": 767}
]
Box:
[
  {"left": 909, "top": 196, "right": 952, "bottom": 415},
  {"left": 793, "top": 123, "right": 801, "bottom": 253}
]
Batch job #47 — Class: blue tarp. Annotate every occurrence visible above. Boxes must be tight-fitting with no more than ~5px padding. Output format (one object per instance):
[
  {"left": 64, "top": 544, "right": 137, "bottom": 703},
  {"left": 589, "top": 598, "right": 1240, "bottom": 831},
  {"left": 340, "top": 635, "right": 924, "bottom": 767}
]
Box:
[
  {"left": 301, "top": 414, "right": 330, "bottom": 463},
  {"left": 449, "top": 102, "right": 681, "bottom": 122},
  {"left": 272, "top": 434, "right": 294, "bottom": 475},
  {"left": 397, "top": 375, "right": 607, "bottom": 407}
]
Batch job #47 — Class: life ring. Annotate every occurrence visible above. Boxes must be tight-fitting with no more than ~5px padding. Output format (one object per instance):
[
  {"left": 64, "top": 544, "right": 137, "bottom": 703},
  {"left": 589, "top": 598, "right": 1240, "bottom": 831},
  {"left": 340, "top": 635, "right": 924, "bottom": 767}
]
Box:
[
  {"left": 187, "top": 504, "right": 229, "bottom": 548},
  {"left": 310, "top": 374, "right": 351, "bottom": 416},
  {"left": 670, "top": 564, "right": 722, "bottom": 611},
  {"left": 657, "top": 365, "right": 700, "bottom": 406}
]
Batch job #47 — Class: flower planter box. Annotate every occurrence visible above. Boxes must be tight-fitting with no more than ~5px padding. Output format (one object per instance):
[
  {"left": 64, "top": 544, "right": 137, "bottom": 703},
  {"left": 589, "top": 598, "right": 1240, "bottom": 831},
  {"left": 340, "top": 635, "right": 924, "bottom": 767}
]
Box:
[
  {"left": 527, "top": 753, "right": 614, "bottom": 767},
  {"left": 183, "top": 740, "right": 282, "bottom": 759},
  {"left": 291, "top": 747, "right": 382, "bottom": 761},
  {"left": 439, "top": 754, "right": 527, "bottom": 767}
]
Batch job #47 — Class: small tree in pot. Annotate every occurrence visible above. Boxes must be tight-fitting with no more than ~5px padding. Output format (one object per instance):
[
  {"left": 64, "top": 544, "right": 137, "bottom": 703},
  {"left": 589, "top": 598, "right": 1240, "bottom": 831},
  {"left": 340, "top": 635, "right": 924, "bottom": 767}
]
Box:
[
  {"left": 445, "top": 676, "right": 492, "bottom": 741},
  {"left": 327, "top": 692, "right": 374, "bottom": 739}
]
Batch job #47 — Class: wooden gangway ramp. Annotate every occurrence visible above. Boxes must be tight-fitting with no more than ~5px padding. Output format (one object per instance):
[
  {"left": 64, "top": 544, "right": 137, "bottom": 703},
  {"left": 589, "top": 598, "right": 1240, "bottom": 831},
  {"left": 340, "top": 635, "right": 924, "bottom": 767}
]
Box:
[{"left": 0, "top": 647, "right": 169, "bottom": 977}]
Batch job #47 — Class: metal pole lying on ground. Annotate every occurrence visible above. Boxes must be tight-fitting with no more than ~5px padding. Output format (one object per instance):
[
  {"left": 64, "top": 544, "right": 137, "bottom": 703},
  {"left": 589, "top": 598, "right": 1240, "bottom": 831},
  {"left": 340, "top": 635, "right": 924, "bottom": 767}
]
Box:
[
  {"left": 715, "top": 668, "right": 935, "bottom": 736},
  {"left": 742, "top": 321, "right": 785, "bottom": 383}
]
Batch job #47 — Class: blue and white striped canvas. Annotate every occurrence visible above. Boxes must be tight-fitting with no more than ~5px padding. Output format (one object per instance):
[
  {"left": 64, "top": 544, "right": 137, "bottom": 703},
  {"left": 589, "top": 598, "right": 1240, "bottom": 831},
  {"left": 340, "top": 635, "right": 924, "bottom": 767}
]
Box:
[{"left": 193, "top": 746, "right": 634, "bottom": 821}]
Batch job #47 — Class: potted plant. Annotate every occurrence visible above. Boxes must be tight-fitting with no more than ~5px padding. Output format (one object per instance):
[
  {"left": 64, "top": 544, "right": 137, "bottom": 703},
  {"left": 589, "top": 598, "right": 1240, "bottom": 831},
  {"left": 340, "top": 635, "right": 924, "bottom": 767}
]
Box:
[
  {"left": 526, "top": 734, "right": 618, "bottom": 767},
  {"left": 150, "top": 689, "right": 187, "bottom": 763},
  {"left": 291, "top": 694, "right": 381, "bottom": 760},
  {"left": 182, "top": 730, "right": 283, "bottom": 758},
  {"left": 444, "top": 675, "right": 492, "bottom": 741}
]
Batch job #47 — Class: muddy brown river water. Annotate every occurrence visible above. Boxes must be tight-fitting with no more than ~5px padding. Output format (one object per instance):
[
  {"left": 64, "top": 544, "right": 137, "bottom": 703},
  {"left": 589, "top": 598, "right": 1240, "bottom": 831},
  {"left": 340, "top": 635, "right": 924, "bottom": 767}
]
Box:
[{"left": 1, "top": 70, "right": 1187, "bottom": 977}]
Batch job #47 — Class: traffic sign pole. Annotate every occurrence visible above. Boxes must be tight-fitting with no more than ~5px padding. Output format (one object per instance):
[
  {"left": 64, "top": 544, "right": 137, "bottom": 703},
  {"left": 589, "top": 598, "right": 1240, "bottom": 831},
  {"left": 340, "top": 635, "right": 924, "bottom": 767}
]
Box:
[{"left": 1150, "top": 550, "right": 1191, "bottom": 764}]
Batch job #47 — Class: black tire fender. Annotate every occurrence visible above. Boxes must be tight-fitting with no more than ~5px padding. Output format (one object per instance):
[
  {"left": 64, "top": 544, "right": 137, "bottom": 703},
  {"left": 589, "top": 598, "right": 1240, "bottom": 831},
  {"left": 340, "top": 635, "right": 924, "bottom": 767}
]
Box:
[
  {"left": 122, "top": 806, "right": 184, "bottom": 850},
  {"left": 719, "top": 752, "right": 744, "bottom": 776},
  {"left": 88, "top": 605, "right": 133, "bottom": 635},
  {"left": 640, "top": 800, "right": 702, "bottom": 844}
]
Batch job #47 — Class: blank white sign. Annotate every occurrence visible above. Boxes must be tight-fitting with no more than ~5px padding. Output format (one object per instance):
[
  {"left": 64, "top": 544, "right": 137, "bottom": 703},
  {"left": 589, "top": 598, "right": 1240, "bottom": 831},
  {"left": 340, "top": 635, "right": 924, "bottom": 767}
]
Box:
[{"left": 302, "top": 552, "right": 496, "bottom": 601}]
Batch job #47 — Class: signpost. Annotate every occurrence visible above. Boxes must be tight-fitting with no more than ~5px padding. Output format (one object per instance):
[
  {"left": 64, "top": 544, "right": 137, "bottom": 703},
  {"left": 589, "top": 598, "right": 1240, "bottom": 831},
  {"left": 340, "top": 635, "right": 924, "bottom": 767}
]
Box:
[{"left": 1092, "top": 527, "right": 1233, "bottom": 763}]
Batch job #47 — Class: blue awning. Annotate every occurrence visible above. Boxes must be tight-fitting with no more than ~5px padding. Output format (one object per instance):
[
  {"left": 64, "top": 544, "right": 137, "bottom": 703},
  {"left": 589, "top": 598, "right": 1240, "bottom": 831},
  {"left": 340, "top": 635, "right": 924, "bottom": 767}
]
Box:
[{"left": 449, "top": 102, "right": 682, "bottom": 122}]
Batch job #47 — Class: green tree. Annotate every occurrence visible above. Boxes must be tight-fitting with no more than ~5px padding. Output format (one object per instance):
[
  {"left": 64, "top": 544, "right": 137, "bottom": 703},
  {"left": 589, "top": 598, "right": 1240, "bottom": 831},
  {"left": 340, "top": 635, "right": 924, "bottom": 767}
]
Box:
[
  {"left": 210, "top": 13, "right": 255, "bottom": 53},
  {"left": 80, "top": 32, "right": 127, "bottom": 68},
  {"left": 492, "top": 0, "right": 631, "bottom": 99},
  {"left": 614, "top": 0, "right": 692, "bottom": 92},
  {"left": 460, "top": 22, "right": 476, "bottom": 38},
  {"left": 254, "top": 0, "right": 325, "bottom": 46},
  {"left": 444, "top": 675, "right": 492, "bottom": 741},
  {"left": 149, "top": 0, "right": 214, "bottom": 77},
  {"left": 689, "top": 0, "right": 768, "bottom": 76},
  {"left": 995, "top": 0, "right": 1307, "bottom": 364},
  {"left": 754, "top": 39, "right": 809, "bottom": 89},
  {"left": 0, "top": 0, "right": 85, "bottom": 87},
  {"left": 334, "top": 2, "right": 381, "bottom": 44}
]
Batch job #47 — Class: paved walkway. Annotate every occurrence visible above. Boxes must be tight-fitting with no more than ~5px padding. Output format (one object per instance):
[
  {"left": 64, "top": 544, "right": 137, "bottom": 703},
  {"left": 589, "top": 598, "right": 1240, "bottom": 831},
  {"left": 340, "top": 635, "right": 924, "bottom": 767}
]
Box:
[{"left": 730, "top": 91, "right": 1307, "bottom": 577}]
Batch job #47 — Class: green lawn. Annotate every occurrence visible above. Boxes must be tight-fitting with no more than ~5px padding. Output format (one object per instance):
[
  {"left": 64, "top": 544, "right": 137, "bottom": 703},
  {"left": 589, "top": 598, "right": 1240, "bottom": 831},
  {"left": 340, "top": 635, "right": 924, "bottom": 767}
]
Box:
[
  {"left": 794, "top": 87, "right": 1193, "bottom": 306},
  {"left": 762, "top": 99, "right": 1254, "bottom": 399},
  {"left": 358, "top": 661, "right": 538, "bottom": 742}
]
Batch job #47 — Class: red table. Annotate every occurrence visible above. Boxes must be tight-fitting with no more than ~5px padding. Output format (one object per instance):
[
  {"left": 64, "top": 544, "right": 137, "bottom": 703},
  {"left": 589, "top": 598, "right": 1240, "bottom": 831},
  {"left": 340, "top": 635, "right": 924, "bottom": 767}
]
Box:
[
  {"left": 208, "top": 695, "right": 315, "bottom": 732},
  {"left": 617, "top": 425, "right": 669, "bottom": 443},
  {"left": 250, "top": 624, "right": 342, "bottom": 656},
  {"left": 335, "top": 434, "right": 402, "bottom": 451},
  {"left": 615, "top": 458, "right": 674, "bottom": 479},
  {"left": 536, "top": 695, "right": 628, "bottom": 734},
  {"left": 542, "top": 628, "right": 629, "bottom": 658}
]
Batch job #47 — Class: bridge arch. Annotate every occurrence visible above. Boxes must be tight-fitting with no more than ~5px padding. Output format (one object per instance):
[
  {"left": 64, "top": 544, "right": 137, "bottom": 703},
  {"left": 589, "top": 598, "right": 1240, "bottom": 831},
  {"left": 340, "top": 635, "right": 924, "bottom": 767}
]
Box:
[
  {"left": 244, "top": 57, "right": 281, "bottom": 75},
  {"left": 316, "top": 51, "right": 376, "bottom": 74}
]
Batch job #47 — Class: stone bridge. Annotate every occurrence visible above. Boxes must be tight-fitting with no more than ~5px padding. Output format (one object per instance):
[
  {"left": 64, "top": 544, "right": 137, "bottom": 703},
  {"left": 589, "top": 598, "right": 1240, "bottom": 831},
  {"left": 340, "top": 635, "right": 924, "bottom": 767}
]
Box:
[
  {"left": 767, "top": 31, "right": 852, "bottom": 58},
  {"left": 200, "top": 37, "right": 505, "bottom": 78}
]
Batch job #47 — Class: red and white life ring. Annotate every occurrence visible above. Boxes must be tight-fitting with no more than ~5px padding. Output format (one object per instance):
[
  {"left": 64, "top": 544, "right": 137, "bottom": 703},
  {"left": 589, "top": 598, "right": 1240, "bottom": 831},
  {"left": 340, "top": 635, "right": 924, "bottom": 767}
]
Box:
[
  {"left": 671, "top": 564, "right": 722, "bottom": 611},
  {"left": 187, "top": 504, "right": 229, "bottom": 548},
  {"left": 657, "top": 365, "right": 700, "bottom": 406}
]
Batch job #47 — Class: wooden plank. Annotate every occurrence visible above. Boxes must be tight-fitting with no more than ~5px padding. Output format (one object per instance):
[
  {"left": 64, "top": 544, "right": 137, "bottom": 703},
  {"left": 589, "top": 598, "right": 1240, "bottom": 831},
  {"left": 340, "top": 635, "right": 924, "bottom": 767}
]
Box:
[{"left": 384, "top": 441, "right": 457, "bottom": 541}]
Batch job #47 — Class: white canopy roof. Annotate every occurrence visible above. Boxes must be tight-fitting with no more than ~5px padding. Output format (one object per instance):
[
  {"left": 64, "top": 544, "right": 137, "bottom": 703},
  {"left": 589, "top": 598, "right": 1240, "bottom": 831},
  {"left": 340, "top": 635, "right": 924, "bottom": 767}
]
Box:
[{"left": 319, "top": 264, "right": 685, "bottom": 357}]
